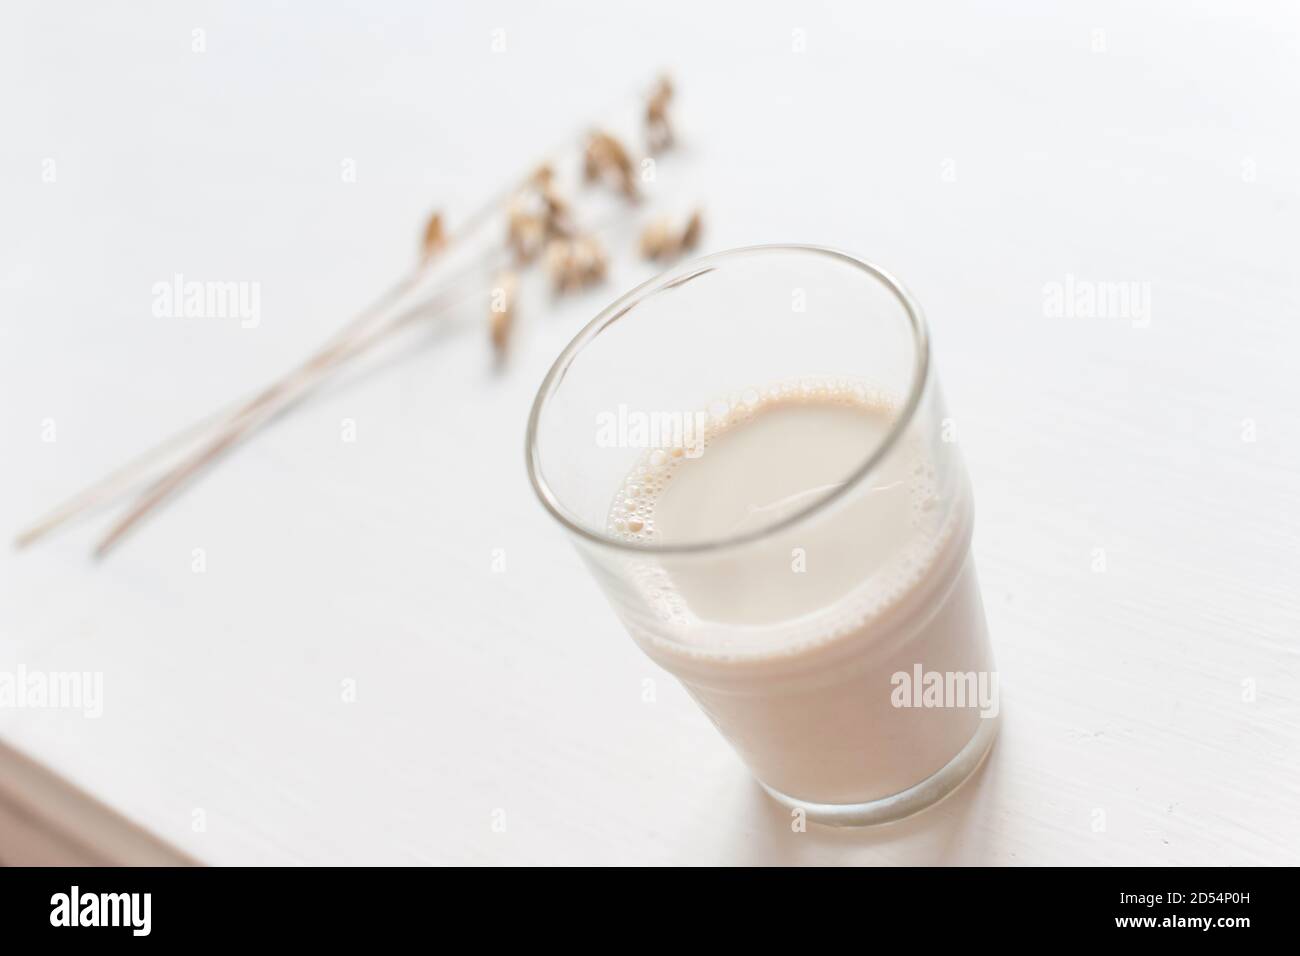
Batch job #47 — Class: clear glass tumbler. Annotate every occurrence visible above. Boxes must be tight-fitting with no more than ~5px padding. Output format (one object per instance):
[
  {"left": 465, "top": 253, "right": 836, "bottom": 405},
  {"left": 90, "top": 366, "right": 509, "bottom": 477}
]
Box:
[{"left": 526, "top": 245, "right": 998, "bottom": 825}]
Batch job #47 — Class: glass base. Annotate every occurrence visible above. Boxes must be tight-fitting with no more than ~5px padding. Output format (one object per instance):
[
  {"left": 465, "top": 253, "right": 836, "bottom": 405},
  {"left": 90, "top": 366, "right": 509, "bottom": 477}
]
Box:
[{"left": 759, "top": 713, "right": 1000, "bottom": 827}]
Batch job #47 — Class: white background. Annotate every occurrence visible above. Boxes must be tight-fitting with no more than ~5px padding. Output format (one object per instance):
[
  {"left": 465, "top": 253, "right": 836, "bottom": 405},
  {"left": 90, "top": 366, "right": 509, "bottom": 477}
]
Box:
[{"left": 2, "top": 1, "right": 1298, "bottom": 864}]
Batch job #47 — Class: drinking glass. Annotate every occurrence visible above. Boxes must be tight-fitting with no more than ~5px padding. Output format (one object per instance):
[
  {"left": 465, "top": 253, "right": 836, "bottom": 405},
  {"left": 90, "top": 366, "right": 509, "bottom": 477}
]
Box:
[{"left": 526, "top": 245, "right": 998, "bottom": 825}]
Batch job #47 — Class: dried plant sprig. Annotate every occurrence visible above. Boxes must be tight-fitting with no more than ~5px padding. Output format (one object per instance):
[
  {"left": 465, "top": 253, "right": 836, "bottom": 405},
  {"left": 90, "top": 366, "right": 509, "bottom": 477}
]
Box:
[
  {"left": 645, "top": 75, "right": 675, "bottom": 152},
  {"left": 23, "top": 155, "right": 570, "bottom": 554},
  {"left": 640, "top": 208, "right": 703, "bottom": 261},
  {"left": 489, "top": 271, "right": 519, "bottom": 358},
  {"left": 19, "top": 74, "right": 687, "bottom": 557},
  {"left": 583, "top": 131, "right": 639, "bottom": 200}
]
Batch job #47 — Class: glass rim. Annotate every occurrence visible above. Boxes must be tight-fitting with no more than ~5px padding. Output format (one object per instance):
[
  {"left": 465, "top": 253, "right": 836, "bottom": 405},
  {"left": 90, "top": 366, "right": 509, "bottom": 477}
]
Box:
[{"left": 524, "top": 243, "right": 932, "bottom": 556}]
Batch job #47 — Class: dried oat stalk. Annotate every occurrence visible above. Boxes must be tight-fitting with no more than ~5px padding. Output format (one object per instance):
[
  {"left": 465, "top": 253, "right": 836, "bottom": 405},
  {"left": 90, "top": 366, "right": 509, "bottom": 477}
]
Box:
[{"left": 17, "top": 73, "right": 691, "bottom": 558}]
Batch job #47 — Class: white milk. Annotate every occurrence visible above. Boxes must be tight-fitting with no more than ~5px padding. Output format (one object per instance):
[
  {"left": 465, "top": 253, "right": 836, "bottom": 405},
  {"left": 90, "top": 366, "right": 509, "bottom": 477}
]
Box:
[{"left": 606, "top": 379, "right": 997, "bottom": 813}]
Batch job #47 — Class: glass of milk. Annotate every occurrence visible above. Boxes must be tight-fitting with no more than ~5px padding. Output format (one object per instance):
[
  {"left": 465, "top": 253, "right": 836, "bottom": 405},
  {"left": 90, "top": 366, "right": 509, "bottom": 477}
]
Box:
[{"left": 526, "top": 245, "right": 999, "bottom": 825}]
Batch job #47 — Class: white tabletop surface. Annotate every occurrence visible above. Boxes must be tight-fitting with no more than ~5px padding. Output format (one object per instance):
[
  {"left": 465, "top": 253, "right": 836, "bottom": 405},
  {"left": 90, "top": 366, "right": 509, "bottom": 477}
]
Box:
[{"left": 2, "top": 1, "right": 1298, "bottom": 865}]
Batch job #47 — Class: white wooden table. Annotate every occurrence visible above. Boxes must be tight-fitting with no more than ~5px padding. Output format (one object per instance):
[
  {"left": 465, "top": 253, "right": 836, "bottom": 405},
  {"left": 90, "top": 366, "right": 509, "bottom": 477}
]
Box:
[{"left": 2, "top": 1, "right": 1297, "bottom": 865}]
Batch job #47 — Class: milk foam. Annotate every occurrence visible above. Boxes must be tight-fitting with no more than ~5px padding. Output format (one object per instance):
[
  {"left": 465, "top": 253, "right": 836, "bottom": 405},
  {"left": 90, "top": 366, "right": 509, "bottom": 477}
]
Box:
[{"left": 603, "top": 377, "right": 967, "bottom": 660}]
